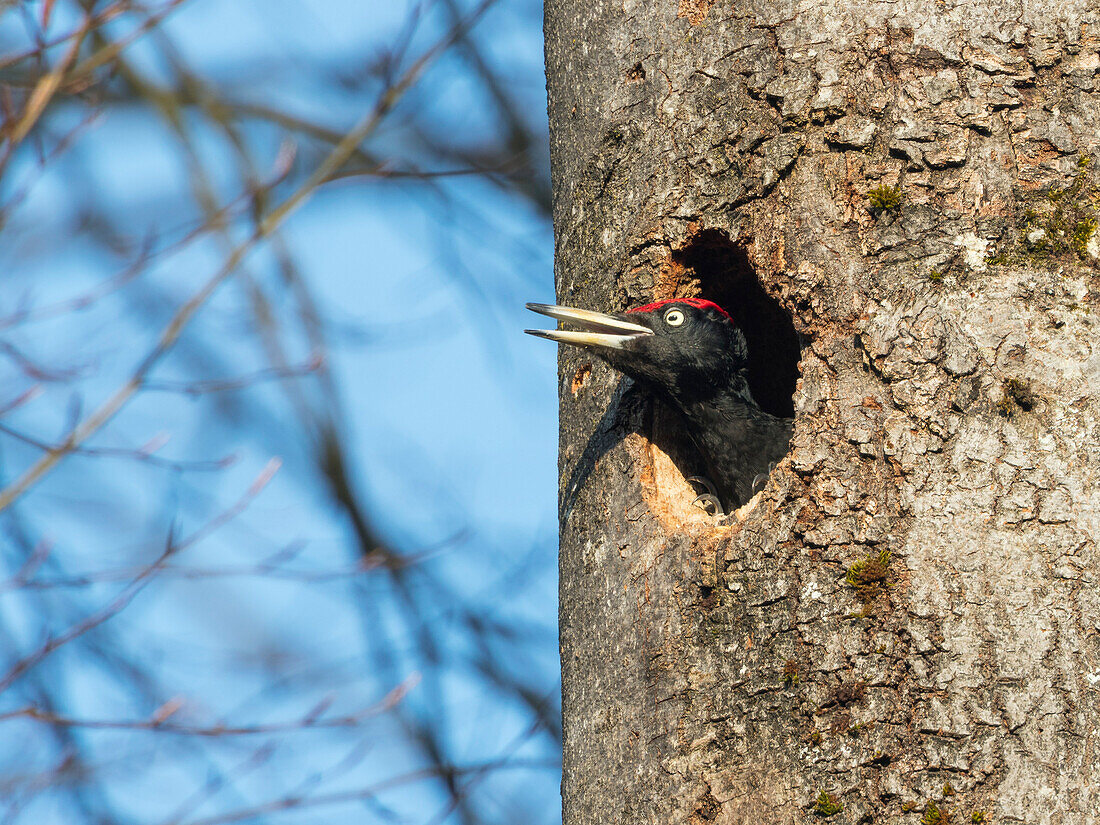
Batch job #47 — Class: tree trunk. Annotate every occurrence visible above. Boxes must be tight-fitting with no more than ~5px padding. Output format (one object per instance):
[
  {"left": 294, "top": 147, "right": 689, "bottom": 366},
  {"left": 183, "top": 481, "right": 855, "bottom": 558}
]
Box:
[{"left": 544, "top": 1, "right": 1100, "bottom": 822}]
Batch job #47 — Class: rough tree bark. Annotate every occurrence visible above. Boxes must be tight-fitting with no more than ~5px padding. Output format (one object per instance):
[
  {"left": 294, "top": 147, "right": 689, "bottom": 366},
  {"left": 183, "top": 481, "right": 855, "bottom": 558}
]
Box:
[{"left": 544, "top": 1, "right": 1100, "bottom": 823}]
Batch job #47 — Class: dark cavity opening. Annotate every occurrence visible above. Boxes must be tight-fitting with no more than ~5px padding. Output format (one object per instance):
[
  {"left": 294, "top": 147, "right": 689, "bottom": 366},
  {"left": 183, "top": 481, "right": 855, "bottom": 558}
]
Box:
[{"left": 671, "top": 229, "right": 800, "bottom": 418}]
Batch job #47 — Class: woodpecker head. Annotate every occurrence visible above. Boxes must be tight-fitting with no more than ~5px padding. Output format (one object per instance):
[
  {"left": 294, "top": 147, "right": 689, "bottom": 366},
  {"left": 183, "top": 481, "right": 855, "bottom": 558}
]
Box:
[{"left": 525, "top": 298, "right": 751, "bottom": 407}]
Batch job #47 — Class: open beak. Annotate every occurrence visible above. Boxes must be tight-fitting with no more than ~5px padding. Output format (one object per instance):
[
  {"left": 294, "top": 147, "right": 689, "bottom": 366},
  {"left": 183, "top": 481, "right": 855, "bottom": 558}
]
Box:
[{"left": 524, "top": 303, "right": 654, "bottom": 350}]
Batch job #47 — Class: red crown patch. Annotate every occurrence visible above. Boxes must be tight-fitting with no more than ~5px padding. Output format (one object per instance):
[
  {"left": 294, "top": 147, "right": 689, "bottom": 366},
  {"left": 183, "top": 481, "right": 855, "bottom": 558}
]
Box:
[{"left": 627, "top": 297, "right": 732, "bottom": 323}]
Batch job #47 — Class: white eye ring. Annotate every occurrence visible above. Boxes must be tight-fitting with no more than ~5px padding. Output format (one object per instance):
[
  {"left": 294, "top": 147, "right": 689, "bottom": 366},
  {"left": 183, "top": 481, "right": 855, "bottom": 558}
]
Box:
[{"left": 664, "top": 308, "right": 685, "bottom": 326}]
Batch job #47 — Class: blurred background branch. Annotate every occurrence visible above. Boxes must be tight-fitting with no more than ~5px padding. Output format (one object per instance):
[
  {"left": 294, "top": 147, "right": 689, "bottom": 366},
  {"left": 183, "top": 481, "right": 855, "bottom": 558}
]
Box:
[{"left": 0, "top": 1, "right": 557, "bottom": 823}]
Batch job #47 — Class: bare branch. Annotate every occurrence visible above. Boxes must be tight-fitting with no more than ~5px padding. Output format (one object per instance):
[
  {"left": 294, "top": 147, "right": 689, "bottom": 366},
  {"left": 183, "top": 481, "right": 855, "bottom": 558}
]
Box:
[
  {"left": 0, "top": 0, "right": 497, "bottom": 514},
  {"left": 0, "top": 672, "right": 419, "bottom": 736}
]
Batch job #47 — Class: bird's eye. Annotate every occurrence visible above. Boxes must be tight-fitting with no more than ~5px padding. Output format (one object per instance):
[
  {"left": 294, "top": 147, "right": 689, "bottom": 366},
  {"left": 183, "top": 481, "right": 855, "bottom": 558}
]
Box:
[{"left": 664, "top": 308, "right": 685, "bottom": 327}]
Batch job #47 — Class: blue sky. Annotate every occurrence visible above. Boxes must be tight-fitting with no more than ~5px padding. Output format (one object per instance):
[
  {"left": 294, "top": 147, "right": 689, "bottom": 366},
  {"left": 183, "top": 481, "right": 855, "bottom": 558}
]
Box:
[{"left": 0, "top": 1, "right": 559, "bottom": 823}]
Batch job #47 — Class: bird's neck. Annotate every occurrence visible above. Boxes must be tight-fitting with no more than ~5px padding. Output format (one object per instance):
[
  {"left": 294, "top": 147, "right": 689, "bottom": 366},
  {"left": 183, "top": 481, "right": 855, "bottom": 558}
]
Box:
[{"left": 668, "top": 364, "right": 755, "bottom": 412}]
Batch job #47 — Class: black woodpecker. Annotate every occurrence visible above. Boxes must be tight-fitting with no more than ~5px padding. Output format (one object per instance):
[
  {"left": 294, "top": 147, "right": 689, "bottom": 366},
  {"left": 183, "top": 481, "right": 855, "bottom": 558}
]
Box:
[{"left": 526, "top": 298, "right": 792, "bottom": 514}]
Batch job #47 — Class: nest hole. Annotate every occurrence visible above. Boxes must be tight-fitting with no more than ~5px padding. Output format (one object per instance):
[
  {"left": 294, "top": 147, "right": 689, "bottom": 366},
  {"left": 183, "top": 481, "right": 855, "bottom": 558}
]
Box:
[{"left": 670, "top": 228, "right": 801, "bottom": 418}]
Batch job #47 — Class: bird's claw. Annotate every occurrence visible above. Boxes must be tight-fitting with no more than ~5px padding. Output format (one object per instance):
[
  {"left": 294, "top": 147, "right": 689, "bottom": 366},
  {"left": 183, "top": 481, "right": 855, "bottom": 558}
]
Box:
[
  {"left": 687, "top": 475, "right": 718, "bottom": 497},
  {"left": 687, "top": 476, "right": 724, "bottom": 516},
  {"left": 692, "top": 493, "right": 723, "bottom": 517},
  {"left": 751, "top": 461, "right": 778, "bottom": 494}
]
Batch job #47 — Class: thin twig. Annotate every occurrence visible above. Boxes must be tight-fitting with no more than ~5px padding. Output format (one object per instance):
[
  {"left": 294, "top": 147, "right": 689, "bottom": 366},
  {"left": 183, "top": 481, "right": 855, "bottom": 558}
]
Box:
[{"left": 0, "top": 673, "right": 419, "bottom": 736}]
